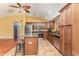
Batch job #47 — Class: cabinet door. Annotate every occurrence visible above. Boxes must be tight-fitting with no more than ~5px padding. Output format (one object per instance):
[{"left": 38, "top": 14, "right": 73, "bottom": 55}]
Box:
[
  {"left": 60, "top": 5, "right": 72, "bottom": 26},
  {"left": 60, "top": 10, "right": 67, "bottom": 26},
  {"left": 63, "top": 10, "right": 67, "bottom": 26},
  {"left": 60, "top": 27, "right": 65, "bottom": 54},
  {"left": 66, "top": 5, "right": 72, "bottom": 25},
  {"left": 43, "top": 31, "right": 47, "bottom": 39},
  {"left": 25, "top": 37, "right": 38, "bottom": 55},
  {"left": 60, "top": 12, "right": 63, "bottom": 26},
  {"left": 64, "top": 26, "right": 72, "bottom": 56},
  {"left": 60, "top": 26, "right": 72, "bottom": 55}
]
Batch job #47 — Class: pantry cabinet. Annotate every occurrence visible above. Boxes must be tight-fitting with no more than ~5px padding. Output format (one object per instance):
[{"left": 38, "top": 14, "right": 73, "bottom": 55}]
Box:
[
  {"left": 66, "top": 5, "right": 72, "bottom": 25},
  {"left": 59, "top": 3, "right": 79, "bottom": 55},
  {"left": 60, "top": 4, "right": 72, "bottom": 26},
  {"left": 60, "top": 25, "right": 72, "bottom": 55}
]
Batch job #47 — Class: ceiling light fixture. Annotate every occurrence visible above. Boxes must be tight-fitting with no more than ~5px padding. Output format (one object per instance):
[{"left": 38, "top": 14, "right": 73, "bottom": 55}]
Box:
[{"left": 48, "top": 10, "right": 52, "bottom": 14}]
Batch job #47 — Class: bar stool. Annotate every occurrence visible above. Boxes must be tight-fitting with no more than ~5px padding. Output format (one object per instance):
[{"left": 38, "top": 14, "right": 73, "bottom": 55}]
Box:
[{"left": 15, "top": 37, "right": 24, "bottom": 56}]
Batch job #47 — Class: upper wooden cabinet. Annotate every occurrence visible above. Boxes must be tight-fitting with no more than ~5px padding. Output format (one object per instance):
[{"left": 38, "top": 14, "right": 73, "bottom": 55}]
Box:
[
  {"left": 49, "top": 21, "right": 53, "bottom": 29},
  {"left": 66, "top": 5, "right": 72, "bottom": 25},
  {"left": 59, "top": 4, "right": 72, "bottom": 26},
  {"left": 49, "top": 15, "right": 60, "bottom": 31}
]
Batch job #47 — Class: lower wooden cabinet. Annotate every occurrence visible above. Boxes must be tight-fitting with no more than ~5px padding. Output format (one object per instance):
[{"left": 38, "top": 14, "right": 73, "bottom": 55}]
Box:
[
  {"left": 43, "top": 31, "right": 48, "bottom": 39},
  {"left": 47, "top": 32, "right": 54, "bottom": 45},
  {"left": 60, "top": 25, "right": 72, "bottom": 56},
  {"left": 24, "top": 37, "right": 38, "bottom": 55}
]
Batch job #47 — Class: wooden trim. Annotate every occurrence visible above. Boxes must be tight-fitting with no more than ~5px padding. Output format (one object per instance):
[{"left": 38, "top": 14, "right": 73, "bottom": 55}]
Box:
[
  {"left": 70, "top": 25, "right": 72, "bottom": 56},
  {"left": 53, "top": 44, "right": 63, "bottom": 56},
  {"left": 26, "top": 22, "right": 48, "bottom": 24},
  {"left": 24, "top": 37, "right": 38, "bottom": 38},
  {"left": 52, "top": 15, "right": 60, "bottom": 21},
  {"left": 60, "top": 25, "right": 72, "bottom": 27},
  {"left": 59, "top": 3, "right": 71, "bottom": 12},
  {"left": 49, "top": 15, "right": 60, "bottom": 23}
]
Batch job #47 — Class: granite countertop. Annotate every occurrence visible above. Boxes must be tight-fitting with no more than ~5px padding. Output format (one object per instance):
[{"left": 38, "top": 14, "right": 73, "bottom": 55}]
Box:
[
  {"left": 25, "top": 33, "right": 38, "bottom": 37},
  {"left": 33, "top": 30, "right": 48, "bottom": 31},
  {"left": 50, "top": 32, "right": 60, "bottom": 38}
]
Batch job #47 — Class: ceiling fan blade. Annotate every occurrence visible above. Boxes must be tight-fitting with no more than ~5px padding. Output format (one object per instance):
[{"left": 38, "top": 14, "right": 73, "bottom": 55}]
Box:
[
  {"left": 23, "top": 5, "right": 31, "bottom": 9},
  {"left": 10, "top": 5, "right": 19, "bottom": 8},
  {"left": 16, "top": 3, "right": 22, "bottom": 7},
  {"left": 24, "top": 9, "right": 30, "bottom": 13}
]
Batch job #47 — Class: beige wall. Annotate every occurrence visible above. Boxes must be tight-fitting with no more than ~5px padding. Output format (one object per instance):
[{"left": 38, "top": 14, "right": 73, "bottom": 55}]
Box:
[{"left": 0, "top": 13, "right": 48, "bottom": 38}]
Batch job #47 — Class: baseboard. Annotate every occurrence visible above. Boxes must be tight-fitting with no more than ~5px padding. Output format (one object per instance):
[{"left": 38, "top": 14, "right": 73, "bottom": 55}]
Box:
[
  {"left": 0, "top": 36, "right": 24, "bottom": 39},
  {"left": 0, "top": 36, "right": 13, "bottom": 39},
  {"left": 72, "top": 52, "right": 79, "bottom": 56}
]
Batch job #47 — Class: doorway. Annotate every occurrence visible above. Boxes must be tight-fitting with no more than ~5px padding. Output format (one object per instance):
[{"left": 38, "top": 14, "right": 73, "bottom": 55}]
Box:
[{"left": 13, "top": 22, "right": 20, "bottom": 40}]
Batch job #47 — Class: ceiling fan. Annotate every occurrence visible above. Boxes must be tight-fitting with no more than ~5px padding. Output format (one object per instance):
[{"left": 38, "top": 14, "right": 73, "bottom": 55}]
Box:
[{"left": 9, "top": 3, "right": 31, "bottom": 13}]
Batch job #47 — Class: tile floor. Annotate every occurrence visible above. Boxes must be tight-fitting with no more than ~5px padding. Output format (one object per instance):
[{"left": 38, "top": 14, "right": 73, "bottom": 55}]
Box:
[{"left": 16, "top": 38, "right": 62, "bottom": 56}]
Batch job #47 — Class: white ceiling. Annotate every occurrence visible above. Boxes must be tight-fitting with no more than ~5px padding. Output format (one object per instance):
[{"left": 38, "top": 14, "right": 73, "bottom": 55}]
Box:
[
  {"left": 0, "top": 3, "right": 18, "bottom": 16},
  {"left": 0, "top": 3, "right": 65, "bottom": 21}
]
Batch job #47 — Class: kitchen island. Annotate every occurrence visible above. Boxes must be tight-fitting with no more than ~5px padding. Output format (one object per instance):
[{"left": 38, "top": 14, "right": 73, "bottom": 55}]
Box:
[{"left": 24, "top": 33, "right": 38, "bottom": 55}]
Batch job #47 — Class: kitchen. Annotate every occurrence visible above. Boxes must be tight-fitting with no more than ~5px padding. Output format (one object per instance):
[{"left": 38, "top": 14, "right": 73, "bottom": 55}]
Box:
[{"left": 0, "top": 3, "right": 79, "bottom": 56}]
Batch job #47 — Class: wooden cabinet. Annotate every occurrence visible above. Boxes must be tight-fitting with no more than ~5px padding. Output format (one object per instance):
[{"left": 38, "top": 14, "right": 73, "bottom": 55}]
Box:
[
  {"left": 49, "top": 21, "right": 53, "bottom": 29},
  {"left": 60, "top": 4, "right": 72, "bottom": 26},
  {"left": 48, "top": 3, "right": 79, "bottom": 55},
  {"left": 66, "top": 5, "right": 72, "bottom": 25},
  {"left": 24, "top": 37, "right": 38, "bottom": 55},
  {"left": 43, "top": 31, "right": 48, "bottom": 39},
  {"left": 60, "top": 26, "right": 72, "bottom": 56},
  {"left": 60, "top": 27, "right": 64, "bottom": 54},
  {"left": 59, "top": 4, "right": 73, "bottom": 55},
  {"left": 47, "top": 32, "right": 54, "bottom": 45},
  {"left": 49, "top": 15, "right": 60, "bottom": 32},
  {"left": 60, "top": 10, "right": 67, "bottom": 26}
]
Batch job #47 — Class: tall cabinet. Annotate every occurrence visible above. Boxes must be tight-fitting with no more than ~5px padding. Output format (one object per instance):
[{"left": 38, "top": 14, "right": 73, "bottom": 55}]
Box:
[
  {"left": 60, "top": 25, "right": 72, "bottom": 55},
  {"left": 59, "top": 3, "right": 79, "bottom": 56}
]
